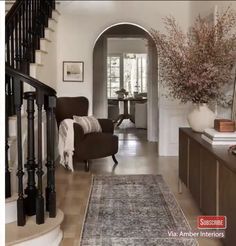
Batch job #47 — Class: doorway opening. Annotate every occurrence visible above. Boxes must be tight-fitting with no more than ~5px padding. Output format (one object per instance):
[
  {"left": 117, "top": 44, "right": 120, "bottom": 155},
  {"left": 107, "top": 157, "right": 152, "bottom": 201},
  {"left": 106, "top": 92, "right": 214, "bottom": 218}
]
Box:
[
  {"left": 107, "top": 37, "right": 148, "bottom": 141},
  {"left": 93, "top": 23, "right": 158, "bottom": 143}
]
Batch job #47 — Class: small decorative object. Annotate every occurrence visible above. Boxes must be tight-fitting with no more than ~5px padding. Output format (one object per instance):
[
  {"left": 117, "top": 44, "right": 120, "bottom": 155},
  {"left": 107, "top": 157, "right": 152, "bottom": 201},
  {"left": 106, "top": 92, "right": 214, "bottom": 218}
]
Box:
[
  {"left": 151, "top": 7, "right": 236, "bottom": 132},
  {"left": 214, "top": 119, "right": 235, "bottom": 132},
  {"left": 63, "top": 61, "right": 84, "bottom": 82},
  {"left": 202, "top": 128, "right": 236, "bottom": 145},
  {"left": 115, "top": 88, "right": 128, "bottom": 99}
]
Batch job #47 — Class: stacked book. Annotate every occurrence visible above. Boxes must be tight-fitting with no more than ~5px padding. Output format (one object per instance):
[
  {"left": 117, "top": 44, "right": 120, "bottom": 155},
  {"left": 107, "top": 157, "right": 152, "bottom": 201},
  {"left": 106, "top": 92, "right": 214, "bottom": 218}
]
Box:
[{"left": 202, "top": 128, "right": 236, "bottom": 145}]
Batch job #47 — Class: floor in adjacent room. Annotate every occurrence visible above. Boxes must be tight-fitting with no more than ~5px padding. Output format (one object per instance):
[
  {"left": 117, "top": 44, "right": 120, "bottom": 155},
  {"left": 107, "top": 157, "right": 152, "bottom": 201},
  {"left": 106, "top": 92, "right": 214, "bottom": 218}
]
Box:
[{"left": 56, "top": 123, "right": 222, "bottom": 246}]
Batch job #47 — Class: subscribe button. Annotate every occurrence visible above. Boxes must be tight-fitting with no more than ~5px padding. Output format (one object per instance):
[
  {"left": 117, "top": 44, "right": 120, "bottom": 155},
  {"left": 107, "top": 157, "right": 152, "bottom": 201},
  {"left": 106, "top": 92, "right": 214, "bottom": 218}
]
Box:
[{"left": 197, "top": 216, "right": 227, "bottom": 229}]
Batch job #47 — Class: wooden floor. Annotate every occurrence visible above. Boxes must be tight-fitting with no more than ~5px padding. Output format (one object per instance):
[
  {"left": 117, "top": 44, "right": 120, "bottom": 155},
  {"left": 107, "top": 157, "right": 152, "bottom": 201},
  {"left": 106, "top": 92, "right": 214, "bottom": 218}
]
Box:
[{"left": 57, "top": 125, "right": 222, "bottom": 246}]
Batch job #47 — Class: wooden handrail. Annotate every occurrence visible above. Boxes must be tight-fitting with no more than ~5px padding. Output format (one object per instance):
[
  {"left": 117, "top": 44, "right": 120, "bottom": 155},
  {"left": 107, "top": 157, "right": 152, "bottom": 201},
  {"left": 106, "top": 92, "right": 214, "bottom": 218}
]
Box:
[
  {"left": 6, "top": 0, "right": 24, "bottom": 26},
  {"left": 6, "top": 65, "right": 56, "bottom": 95}
]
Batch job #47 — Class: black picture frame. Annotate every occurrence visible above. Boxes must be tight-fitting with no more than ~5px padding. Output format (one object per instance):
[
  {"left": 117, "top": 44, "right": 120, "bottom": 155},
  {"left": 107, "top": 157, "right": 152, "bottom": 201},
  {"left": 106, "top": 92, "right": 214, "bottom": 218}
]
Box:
[{"left": 63, "top": 61, "right": 84, "bottom": 82}]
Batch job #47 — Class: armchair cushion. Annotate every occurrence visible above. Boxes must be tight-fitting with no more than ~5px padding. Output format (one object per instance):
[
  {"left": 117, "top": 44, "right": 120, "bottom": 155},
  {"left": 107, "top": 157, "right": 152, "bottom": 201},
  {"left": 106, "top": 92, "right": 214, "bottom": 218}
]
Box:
[{"left": 73, "top": 115, "right": 102, "bottom": 134}]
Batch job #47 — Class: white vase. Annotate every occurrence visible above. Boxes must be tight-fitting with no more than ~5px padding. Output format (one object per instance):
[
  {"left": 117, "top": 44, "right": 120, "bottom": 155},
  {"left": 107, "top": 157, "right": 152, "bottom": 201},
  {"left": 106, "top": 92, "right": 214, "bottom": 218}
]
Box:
[{"left": 187, "top": 103, "right": 216, "bottom": 133}]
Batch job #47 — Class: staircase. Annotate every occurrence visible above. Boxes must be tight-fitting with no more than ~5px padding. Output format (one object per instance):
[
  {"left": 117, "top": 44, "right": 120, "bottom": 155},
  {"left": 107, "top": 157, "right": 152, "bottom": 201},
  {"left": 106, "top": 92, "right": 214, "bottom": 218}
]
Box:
[{"left": 5, "top": 1, "right": 63, "bottom": 245}]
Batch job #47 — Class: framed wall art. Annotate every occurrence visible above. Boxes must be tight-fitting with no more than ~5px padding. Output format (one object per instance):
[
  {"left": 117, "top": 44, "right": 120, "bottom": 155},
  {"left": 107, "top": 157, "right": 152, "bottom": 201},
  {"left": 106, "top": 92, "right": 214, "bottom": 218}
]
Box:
[{"left": 63, "top": 61, "right": 84, "bottom": 82}]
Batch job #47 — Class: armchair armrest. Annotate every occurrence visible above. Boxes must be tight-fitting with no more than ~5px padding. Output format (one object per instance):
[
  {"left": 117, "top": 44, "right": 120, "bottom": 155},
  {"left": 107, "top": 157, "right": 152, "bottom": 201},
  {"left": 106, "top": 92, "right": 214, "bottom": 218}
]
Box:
[
  {"left": 98, "top": 119, "right": 114, "bottom": 134},
  {"left": 74, "top": 123, "right": 85, "bottom": 147}
]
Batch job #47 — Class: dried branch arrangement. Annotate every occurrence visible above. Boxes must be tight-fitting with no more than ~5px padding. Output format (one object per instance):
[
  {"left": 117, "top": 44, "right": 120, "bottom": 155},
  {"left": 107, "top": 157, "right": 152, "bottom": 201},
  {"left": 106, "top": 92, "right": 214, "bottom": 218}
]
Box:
[{"left": 151, "top": 7, "right": 236, "bottom": 104}]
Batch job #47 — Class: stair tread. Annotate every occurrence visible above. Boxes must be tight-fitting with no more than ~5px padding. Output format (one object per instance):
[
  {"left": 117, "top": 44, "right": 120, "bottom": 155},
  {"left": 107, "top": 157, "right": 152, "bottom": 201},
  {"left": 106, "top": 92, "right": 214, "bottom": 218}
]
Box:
[
  {"left": 49, "top": 17, "right": 58, "bottom": 23},
  {"left": 5, "top": 193, "right": 18, "bottom": 203},
  {"left": 53, "top": 9, "right": 61, "bottom": 16},
  {"left": 30, "top": 63, "right": 43, "bottom": 67},
  {"left": 45, "top": 27, "right": 55, "bottom": 33},
  {"left": 8, "top": 135, "right": 17, "bottom": 143},
  {"left": 6, "top": 209, "right": 64, "bottom": 246},
  {"left": 41, "top": 37, "right": 52, "bottom": 43},
  {"left": 8, "top": 113, "right": 27, "bottom": 120},
  {"left": 35, "top": 50, "right": 48, "bottom": 54}
]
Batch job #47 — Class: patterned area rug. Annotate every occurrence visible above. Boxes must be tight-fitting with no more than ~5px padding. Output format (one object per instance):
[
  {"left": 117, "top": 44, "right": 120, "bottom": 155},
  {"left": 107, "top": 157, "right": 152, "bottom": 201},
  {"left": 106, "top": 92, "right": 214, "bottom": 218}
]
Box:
[{"left": 80, "top": 175, "right": 198, "bottom": 246}]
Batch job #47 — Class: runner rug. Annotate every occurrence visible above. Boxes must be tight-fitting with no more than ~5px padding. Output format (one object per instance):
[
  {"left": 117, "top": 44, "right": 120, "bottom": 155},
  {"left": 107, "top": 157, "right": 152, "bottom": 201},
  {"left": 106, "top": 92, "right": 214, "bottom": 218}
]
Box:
[{"left": 80, "top": 175, "right": 198, "bottom": 246}]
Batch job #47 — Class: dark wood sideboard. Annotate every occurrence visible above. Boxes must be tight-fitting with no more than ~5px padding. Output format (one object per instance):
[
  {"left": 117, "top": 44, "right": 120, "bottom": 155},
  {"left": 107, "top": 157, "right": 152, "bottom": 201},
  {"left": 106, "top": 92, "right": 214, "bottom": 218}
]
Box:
[{"left": 179, "top": 128, "right": 236, "bottom": 246}]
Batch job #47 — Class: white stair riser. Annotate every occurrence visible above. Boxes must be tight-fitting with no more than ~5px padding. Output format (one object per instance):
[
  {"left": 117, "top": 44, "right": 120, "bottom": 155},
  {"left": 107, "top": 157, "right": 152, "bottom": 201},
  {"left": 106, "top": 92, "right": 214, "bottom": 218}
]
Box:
[
  {"left": 45, "top": 28, "right": 51, "bottom": 40},
  {"left": 40, "top": 39, "right": 48, "bottom": 52},
  {"left": 30, "top": 64, "right": 44, "bottom": 79},
  {"left": 48, "top": 19, "right": 57, "bottom": 30},
  {"left": 15, "top": 227, "right": 63, "bottom": 246},
  {"left": 35, "top": 51, "right": 48, "bottom": 65},
  {"left": 52, "top": 10, "right": 60, "bottom": 20},
  {"left": 8, "top": 118, "right": 17, "bottom": 137},
  {"left": 5, "top": 200, "right": 17, "bottom": 224}
]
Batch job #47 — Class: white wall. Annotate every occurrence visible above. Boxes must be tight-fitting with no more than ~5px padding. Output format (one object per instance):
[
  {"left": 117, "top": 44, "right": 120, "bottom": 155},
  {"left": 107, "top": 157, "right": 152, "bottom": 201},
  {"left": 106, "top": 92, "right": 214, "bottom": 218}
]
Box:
[
  {"left": 56, "top": 1, "right": 191, "bottom": 115},
  {"left": 190, "top": 1, "right": 236, "bottom": 24},
  {"left": 107, "top": 38, "right": 147, "bottom": 55}
]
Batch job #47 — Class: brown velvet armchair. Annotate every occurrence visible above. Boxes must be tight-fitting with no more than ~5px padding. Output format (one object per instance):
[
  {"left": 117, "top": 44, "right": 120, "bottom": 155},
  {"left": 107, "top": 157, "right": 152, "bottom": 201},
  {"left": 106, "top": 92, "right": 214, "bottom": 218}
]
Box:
[{"left": 55, "top": 97, "right": 118, "bottom": 171}]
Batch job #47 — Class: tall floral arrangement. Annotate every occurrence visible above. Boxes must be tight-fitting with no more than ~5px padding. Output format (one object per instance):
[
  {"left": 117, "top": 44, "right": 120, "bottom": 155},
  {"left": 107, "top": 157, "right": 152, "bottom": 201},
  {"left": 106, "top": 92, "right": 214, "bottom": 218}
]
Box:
[{"left": 151, "top": 7, "right": 236, "bottom": 104}]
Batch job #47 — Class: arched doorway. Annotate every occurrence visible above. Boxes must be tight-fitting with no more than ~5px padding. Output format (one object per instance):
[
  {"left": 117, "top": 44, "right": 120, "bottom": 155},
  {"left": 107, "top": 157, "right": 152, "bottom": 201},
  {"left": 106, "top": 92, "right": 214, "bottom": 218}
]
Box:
[{"left": 93, "top": 23, "right": 158, "bottom": 142}]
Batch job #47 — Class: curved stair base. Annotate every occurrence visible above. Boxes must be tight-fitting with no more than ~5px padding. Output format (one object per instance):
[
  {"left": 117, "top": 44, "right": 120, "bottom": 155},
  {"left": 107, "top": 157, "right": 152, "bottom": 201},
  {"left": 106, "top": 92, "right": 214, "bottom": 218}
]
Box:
[
  {"left": 6, "top": 209, "right": 64, "bottom": 246},
  {"left": 15, "top": 226, "right": 63, "bottom": 246}
]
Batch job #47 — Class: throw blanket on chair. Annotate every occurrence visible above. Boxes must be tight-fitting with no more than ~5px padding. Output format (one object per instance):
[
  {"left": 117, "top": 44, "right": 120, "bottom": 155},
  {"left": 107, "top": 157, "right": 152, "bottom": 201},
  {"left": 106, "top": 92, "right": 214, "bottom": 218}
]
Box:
[{"left": 58, "top": 119, "right": 75, "bottom": 171}]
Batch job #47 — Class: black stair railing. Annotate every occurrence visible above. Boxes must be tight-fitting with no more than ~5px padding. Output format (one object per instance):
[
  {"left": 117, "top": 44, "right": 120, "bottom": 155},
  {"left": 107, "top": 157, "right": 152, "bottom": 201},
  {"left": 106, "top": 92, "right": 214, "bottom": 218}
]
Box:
[
  {"left": 5, "top": 0, "right": 55, "bottom": 221},
  {"left": 6, "top": 66, "right": 57, "bottom": 226},
  {"left": 5, "top": 0, "right": 56, "bottom": 118}
]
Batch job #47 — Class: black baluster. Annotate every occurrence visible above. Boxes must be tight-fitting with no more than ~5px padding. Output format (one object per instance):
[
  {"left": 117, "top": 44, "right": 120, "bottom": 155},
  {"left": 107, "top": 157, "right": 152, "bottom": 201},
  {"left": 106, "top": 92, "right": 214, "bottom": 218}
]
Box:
[
  {"left": 29, "top": 0, "right": 35, "bottom": 63},
  {"left": 35, "top": 0, "right": 40, "bottom": 50},
  {"left": 22, "top": 1, "right": 26, "bottom": 73},
  {"left": 6, "top": 76, "right": 16, "bottom": 116},
  {"left": 25, "top": 0, "right": 29, "bottom": 66},
  {"left": 10, "top": 22, "right": 14, "bottom": 68},
  {"left": 15, "top": 14, "right": 19, "bottom": 70},
  {"left": 47, "top": 0, "right": 53, "bottom": 18},
  {"left": 6, "top": 24, "right": 10, "bottom": 66},
  {"left": 45, "top": 95, "right": 56, "bottom": 217},
  {"left": 18, "top": 6, "right": 22, "bottom": 70},
  {"left": 45, "top": 96, "right": 50, "bottom": 212},
  {"left": 14, "top": 78, "right": 26, "bottom": 226},
  {"left": 45, "top": 1, "right": 49, "bottom": 26},
  {"left": 5, "top": 80, "right": 11, "bottom": 199},
  {"left": 36, "top": 91, "right": 44, "bottom": 224},
  {"left": 24, "top": 91, "right": 37, "bottom": 216},
  {"left": 52, "top": 0, "right": 56, "bottom": 10},
  {"left": 32, "top": 0, "right": 36, "bottom": 58}
]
